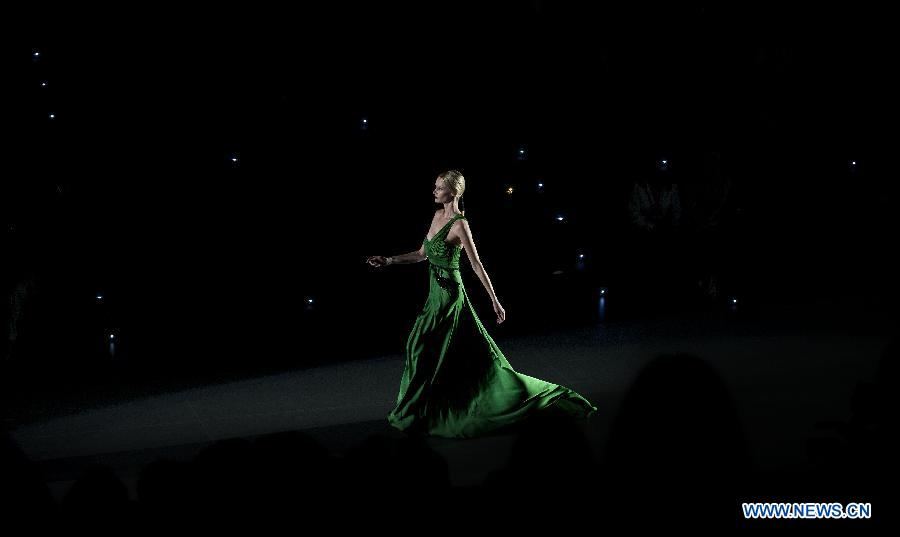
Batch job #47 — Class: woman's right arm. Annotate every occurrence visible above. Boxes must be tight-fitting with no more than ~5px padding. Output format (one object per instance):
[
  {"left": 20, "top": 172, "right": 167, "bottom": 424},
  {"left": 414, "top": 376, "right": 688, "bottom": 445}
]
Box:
[{"left": 387, "top": 244, "right": 427, "bottom": 265}]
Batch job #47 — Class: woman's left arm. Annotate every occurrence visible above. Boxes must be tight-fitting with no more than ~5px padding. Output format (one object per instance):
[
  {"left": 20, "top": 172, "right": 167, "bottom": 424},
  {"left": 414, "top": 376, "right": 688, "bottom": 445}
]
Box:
[{"left": 459, "top": 220, "right": 500, "bottom": 305}]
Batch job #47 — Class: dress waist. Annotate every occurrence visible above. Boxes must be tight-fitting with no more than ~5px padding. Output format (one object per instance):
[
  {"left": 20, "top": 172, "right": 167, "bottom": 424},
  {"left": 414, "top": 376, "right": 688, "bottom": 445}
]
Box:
[{"left": 428, "top": 259, "right": 460, "bottom": 271}]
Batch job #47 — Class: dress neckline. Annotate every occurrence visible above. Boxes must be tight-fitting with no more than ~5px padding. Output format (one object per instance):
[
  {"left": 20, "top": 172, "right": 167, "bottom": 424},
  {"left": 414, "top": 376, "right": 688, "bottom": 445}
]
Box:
[{"left": 425, "top": 214, "right": 465, "bottom": 242}]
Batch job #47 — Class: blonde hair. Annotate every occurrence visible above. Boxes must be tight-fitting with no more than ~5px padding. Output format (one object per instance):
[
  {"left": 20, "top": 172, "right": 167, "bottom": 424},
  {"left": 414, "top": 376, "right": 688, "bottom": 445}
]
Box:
[{"left": 438, "top": 170, "right": 466, "bottom": 214}]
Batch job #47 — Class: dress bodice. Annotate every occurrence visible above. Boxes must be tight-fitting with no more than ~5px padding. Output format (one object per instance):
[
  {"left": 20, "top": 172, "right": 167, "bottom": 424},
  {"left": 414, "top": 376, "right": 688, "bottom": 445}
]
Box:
[{"left": 424, "top": 214, "right": 466, "bottom": 271}]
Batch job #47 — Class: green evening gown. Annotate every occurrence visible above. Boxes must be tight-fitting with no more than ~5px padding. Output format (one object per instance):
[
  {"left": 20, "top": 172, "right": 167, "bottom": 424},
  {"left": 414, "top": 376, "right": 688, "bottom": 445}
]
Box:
[{"left": 387, "top": 213, "right": 598, "bottom": 438}]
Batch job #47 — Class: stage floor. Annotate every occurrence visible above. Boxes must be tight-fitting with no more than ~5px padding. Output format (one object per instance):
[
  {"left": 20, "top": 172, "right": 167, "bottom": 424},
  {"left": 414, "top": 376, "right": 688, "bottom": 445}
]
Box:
[{"left": 6, "top": 301, "right": 894, "bottom": 503}]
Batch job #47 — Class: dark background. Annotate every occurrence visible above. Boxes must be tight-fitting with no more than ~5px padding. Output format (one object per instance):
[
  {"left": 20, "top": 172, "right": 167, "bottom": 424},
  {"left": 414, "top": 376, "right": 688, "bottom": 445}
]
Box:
[{"left": 5, "top": 3, "right": 897, "bottom": 383}]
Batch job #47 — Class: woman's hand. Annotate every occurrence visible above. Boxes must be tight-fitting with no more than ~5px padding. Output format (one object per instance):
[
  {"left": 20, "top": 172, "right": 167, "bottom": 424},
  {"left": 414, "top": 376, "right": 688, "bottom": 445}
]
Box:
[
  {"left": 493, "top": 300, "right": 506, "bottom": 325},
  {"left": 366, "top": 255, "right": 391, "bottom": 268}
]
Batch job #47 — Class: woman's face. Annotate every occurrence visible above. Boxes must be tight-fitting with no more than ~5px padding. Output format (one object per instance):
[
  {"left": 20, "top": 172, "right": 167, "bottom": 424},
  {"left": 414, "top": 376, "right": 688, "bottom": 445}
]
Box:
[{"left": 433, "top": 178, "right": 452, "bottom": 203}]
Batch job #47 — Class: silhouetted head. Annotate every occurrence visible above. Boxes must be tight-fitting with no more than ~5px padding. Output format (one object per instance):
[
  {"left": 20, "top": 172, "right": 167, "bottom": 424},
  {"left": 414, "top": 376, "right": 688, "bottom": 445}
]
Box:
[{"left": 434, "top": 170, "right": 466, "bottom": 214}]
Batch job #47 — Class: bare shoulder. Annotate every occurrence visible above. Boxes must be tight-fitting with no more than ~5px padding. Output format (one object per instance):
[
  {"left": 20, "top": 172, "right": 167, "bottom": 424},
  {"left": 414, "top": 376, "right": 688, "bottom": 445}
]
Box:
[{"left": 451, "top": 213, "right": 471, "bottom": 240}]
